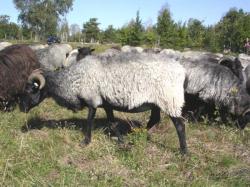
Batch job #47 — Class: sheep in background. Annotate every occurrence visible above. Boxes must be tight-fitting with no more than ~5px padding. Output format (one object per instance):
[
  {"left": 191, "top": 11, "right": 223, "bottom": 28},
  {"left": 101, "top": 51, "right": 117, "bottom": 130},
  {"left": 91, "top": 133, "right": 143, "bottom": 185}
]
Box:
[
  {"left": 98, "top": 48, "right": 121, "bottom": 57},
  {"left": 20, "top": 52, "right": 188, "bottom": 154},
  {"left": 160, "top": 49, "right": 182, "bottom": 60},
  {"left": 181, "top": 51, "right": 223, "bottom": 64},
  {"left": 143, "top": 48, "right": 161, "bottom": 54},
  {"left": 28, "top": 44, "right": 48, "bottom": 51},
  {"left": 0, "top": 42, "right": 12, "bottom": 51},
  {"left": 181, "top": 58, "right": 250, "bottom": 129},
  {"left": 35, "top": 44, "right": 72, "bottom": 70},
  {"left": 238, "top": 53, "right": 250, "bottom": 69},
  {"left": 63, "top": 47, "right": 95, "bottom": 67},
  {"left": 121, "top": 45, "right": 143, "bottom": 53},
  {"left": 0, "top": 44, "right": 40, "bottom": 111}
]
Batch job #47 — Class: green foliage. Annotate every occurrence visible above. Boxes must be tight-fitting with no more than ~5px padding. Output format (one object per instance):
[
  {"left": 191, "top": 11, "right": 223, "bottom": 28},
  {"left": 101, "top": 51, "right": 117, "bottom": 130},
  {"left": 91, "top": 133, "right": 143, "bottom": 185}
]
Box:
[
  {"left": 58, "top": 18, "right": 70, "bottom": 42},
  {"left": 82, "top": 18, "right": 100, "bottom": 43},
  {"left": 156, "top": 6, "right": 178, "bottom": 49},
  {"left": 3, "top": 3, "right": 250, "bottom": 53},
  {"left": 187, "top": 18, "right": 206, "bottom": 49},
  {"left": 102, "top": 25, "right": 119, "bottom": 43},
  {"left": 0, "top": 15, "right": 10, "bottom": 24},
  {"left": 215, "top": 8, "right": 250, "bottom": 53},
  {"left": 13, "top": 0, "right": 74, "bottom": 40},
  {"left": 143, "top": 26, "right": 158, "bottom": 47},
  {"left": 203, "top": 26, "right": 220, "bottom": 52},
  {"left": 0, "top": 15, "right": 19, "bottom": 39},
  {"left": 119, "top": 10, "right": 144, "bottom": 46}
]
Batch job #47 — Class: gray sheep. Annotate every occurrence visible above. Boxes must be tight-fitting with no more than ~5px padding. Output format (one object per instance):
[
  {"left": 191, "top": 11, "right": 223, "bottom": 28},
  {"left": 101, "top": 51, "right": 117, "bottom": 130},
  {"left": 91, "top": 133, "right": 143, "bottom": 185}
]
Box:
[
  {"left": 35, "top": 44, "right": 72, "bottom": 70},
  {"left": 63, "top": 47, "right": 95, "bottom": 67},
  {"left": 181, "top": 58, "right": 250, "bottom": 128},
  {"left": 20, "top": 52, "right": 188, "bottom": 154}
]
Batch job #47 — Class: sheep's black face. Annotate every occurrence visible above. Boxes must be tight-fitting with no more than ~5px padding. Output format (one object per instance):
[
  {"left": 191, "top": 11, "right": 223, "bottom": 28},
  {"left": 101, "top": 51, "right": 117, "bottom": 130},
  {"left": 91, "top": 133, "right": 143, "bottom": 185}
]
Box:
[
  {"left": 76, "top": 47, "right": 95, "bottom": 61},
  {"left": 19, "top": 81, "right": 46, "bottom": 112},
  {"left": 238, "top": 112, "right": 250, "bottom": 129}
]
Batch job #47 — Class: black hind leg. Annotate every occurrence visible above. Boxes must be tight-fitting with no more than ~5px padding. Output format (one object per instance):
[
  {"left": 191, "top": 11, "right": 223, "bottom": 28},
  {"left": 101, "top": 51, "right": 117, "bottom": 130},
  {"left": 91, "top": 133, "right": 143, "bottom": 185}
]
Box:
[
  {"left": 170, "top": 117, "right": 188, "bottom": 154},
  {"left": 104, "top": 106, "right": 124, "bottom": 143}
]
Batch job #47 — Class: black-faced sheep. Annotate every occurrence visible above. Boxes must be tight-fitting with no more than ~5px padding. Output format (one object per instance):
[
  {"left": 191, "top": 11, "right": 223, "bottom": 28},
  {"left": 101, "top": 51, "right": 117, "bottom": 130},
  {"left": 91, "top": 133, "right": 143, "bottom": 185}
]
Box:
[
  {"left": 0, "top": 44, "right": 40, "bottom": 111},
  {"left": 218, "top": 57, "right": 244, "bottom": 82},
  {"left": 63, "top": 47, "right": 95, "bottom": 67},
  {"left": 20, "top": 52, "right": 188, "bottom": 154}
]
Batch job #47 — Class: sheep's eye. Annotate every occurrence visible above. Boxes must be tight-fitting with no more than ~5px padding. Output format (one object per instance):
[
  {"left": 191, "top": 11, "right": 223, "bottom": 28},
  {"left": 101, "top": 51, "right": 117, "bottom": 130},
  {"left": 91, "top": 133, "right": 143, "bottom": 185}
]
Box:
[{"left": 32, "top": 82, "right": 40, "bottom": 92}]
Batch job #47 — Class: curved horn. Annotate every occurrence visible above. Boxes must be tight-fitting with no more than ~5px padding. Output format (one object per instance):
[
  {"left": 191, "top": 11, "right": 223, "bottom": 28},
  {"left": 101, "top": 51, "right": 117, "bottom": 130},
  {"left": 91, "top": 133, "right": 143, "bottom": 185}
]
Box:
[
  {"left": 28, "top": 70, "right": 46, "bottom": 89},
  {"left": 243, "top": 108, "right": 250, "bottom": 116}
]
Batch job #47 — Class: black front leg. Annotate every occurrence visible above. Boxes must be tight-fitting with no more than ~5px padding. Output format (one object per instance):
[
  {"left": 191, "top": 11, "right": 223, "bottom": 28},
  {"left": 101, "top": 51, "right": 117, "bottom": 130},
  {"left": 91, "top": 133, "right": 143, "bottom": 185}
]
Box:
[
  {"left": 81, "top": 106, "right": 96, "bottom": 145},
  {"left": 170, "top": 117, "right": 188, "bottom": 154},
  {"left": 104, "top": 106, "right": 115, "bottom": 123},
  {"left": 147, "top": 106, "right": 161, "bottom": 130}
]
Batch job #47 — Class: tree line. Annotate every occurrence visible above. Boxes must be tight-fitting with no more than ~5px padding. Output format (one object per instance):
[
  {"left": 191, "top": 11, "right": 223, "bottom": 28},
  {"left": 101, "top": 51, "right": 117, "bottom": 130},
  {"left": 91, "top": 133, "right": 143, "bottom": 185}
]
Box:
[{"left": 0, "top": 1, "right": 250, "bottom": 53}]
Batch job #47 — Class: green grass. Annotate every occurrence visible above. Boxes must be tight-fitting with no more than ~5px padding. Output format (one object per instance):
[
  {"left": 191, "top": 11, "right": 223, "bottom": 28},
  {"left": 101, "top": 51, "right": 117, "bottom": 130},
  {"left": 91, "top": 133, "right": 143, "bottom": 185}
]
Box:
[{"left": 0, "top": 99, "right": 249, "bottom": 186}]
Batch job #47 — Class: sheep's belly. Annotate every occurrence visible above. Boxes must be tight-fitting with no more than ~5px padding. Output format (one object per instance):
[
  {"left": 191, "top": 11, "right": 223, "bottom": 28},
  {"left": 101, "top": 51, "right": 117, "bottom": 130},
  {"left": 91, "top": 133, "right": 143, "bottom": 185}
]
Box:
[{"left": 102, "top": 102, "right": 155, "bottom": 113}]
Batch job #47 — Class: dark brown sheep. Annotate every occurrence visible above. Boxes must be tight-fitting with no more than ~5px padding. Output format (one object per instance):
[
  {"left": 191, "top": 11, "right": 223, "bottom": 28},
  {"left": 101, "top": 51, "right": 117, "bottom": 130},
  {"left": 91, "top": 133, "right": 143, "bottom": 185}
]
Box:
[{"left": 0, "top": 44, "right": 40, "bottom": 111}]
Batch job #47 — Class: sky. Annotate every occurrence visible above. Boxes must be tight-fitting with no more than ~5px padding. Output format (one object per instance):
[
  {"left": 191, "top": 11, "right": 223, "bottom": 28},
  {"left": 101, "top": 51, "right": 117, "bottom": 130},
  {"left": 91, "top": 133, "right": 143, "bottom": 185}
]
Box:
[{"left": 0, "top": 0, "right": 250, "bottom": 29}]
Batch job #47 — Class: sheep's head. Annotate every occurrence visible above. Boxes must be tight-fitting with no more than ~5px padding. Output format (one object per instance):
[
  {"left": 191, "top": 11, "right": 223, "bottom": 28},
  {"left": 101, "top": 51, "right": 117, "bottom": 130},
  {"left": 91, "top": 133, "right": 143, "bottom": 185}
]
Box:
[
  {"left": 231, "top": 91, "right": 250, "bottom": 129},
  {"left": 19, "top": 69, "right": 46, "bottom": 112},
  {"left": 219, "top": 57, "right": 244, "bottom": 82},
  {"left": 76, "top": 47, "right": 95, "bottom": 61},
  {"left": 237, "top": 109, "right": 250, "bottom": 129}
]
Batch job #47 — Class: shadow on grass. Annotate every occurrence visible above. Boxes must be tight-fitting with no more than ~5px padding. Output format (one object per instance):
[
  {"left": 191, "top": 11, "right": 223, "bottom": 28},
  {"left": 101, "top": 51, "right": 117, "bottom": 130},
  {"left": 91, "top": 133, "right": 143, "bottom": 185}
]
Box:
[{"left": 21, "top": 117, "right": 142, "bottom": 137}]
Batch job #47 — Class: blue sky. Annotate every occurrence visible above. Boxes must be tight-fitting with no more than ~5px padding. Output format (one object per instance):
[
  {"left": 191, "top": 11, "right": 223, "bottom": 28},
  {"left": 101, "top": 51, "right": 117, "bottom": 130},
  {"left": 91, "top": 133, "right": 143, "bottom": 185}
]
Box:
[{"left": 0, "top": 0, "right": 250, "bottom": 29}]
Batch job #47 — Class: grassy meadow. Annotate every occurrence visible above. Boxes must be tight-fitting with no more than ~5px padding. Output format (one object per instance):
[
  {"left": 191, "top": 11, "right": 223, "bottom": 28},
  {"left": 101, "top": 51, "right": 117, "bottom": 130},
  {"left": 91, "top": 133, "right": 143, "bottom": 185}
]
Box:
[
  {"left": 0, "top": 98, "right": 249, "bottom": 186},
  {"left": 0, "top": 42, "right": 249, "bottom": 186}
]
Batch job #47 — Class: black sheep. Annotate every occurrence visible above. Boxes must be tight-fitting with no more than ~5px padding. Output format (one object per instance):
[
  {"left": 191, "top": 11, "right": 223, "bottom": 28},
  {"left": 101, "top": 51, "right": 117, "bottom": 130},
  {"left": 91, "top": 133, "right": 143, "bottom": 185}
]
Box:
[{"left": 0, "top": 44, "right": 40, "bottom": 111}]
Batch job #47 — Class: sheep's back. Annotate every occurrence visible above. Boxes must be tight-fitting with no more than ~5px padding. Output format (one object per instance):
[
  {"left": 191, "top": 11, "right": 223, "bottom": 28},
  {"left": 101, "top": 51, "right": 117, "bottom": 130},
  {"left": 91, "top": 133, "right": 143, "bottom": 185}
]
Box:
[{"left": 183, "top": 59, "right": 241, "bottom": 105}]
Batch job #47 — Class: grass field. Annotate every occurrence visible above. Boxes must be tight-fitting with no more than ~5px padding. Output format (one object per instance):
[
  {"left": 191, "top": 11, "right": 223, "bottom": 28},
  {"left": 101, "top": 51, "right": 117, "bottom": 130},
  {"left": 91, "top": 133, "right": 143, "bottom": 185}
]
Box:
[
  {"left": 0, "top": 42, "right": 249, "bottom": 186},
  {"left": 0, "top": 98, "right": 249, "bottom": 186}
]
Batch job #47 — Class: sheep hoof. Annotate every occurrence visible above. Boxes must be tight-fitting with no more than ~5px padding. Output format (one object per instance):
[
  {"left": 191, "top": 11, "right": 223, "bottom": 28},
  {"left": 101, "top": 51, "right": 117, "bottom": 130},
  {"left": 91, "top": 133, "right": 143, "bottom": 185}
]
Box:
[
  {"left": 79, "top": 139, "right": 90, "bottom": 147},
  {"left": 118, "top": 142, "right": 132, "bottom": 151},
  {"left": 180, "top": 148, "right": 188, "bottom": 155}
]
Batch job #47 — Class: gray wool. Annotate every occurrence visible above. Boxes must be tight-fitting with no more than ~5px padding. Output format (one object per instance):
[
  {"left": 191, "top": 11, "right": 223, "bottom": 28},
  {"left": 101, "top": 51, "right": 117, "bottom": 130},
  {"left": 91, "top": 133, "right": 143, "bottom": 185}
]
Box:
[
  {"left": 45, "top": 52, "right": 186, "bottom": 117},
  {"left": 238, "top": 53, "right": 250, "bottom": 69},
  {"left": 36, "top": 44, "right": 72, "bottom": 70},
  {"left": 63, "top": 49, "right": 78, "bottom": 67},
  {"left": 182, "top": 59, "right": 250, "bottom": 115}
]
